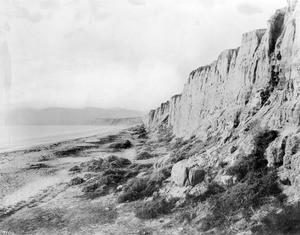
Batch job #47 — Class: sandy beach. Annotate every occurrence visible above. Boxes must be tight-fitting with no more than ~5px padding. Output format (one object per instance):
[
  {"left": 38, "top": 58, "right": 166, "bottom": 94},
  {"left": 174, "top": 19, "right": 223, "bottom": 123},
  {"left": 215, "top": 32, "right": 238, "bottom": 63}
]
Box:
[{"left": 0, "top": 125, "right": 184, "bottom": 235}]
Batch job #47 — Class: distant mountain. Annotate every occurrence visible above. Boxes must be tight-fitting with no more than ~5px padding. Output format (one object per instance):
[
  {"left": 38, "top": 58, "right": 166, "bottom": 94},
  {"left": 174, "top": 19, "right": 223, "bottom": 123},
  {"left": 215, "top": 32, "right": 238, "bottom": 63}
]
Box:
[
  {"left": 90, "top": 117, "right": 142, "bottom": 126},
  {"left": 7, "top": 107, "right": 142, "bottom": 125}
]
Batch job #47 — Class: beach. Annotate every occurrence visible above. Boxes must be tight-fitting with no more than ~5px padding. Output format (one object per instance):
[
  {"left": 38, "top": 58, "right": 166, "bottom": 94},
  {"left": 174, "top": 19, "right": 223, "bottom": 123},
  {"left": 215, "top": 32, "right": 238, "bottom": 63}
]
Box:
[{"left": 0, "top": 125, "right": 185, "bottom": 235}]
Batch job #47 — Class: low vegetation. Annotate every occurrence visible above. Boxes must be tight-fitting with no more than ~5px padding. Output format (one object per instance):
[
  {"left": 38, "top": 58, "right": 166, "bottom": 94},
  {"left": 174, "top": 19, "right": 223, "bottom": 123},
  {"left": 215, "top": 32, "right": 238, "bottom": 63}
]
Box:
[
  {"left": 109, "top": 140, "right": 132, "bottom": 150},
  {"left": 118, "top": 177, "right": 161, "bottom": 203},
  {"left": 136, "top": 151, "right": 154, "bottom": 160},
  {"left": 131, "top": 125, "right": 148, "bottom": 139},
  {"left": 135, "top": 198, "right": 174, "bottom": 219},
  {"left": 55, "top": 145, "right": 94, "bottom": 157},
  {"left": 256, "top": 202, "right": 300, "bottom": 234},
  {"left": 198, "top": 130, "right": 285, "bottom": 231}
]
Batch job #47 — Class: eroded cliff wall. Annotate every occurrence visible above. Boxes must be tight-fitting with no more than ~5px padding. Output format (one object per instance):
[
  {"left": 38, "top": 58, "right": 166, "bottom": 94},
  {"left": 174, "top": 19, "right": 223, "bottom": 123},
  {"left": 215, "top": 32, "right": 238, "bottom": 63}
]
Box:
[{"left": 146, "top": 0, "right": 300, "bottom": 141}]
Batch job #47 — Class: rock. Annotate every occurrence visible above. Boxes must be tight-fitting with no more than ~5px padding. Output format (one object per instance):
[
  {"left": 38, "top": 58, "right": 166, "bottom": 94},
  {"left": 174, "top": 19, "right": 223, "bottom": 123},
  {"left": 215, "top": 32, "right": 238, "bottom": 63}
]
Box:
[
  {"left": 171, "top": 160, "right": 188, "bottom": 186},
  {"left": 188, "top": 183, "right": 208, "bottom": 197},
  {"left": 188, "top": 165, "right": 205, "bottom": 186},
  {"left": 116, "top": 185, "right": 123, "bottom": 191},
  {"left": 230, "top": 146, "right": 238, "bottom": 153},
  {"left": 136, "top": 172, "right": 148, "bottom": 178},
  {"left": 217, "top": 175, "right": 237, "bottom": 186},
  {"left": 69, "top": 177, "right": 85, "bottom": 186}
]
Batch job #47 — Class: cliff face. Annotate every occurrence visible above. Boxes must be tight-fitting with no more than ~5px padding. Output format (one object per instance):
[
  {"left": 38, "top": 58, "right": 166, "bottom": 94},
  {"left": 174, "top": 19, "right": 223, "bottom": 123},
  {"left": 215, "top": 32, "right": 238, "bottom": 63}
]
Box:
[{"left": 146, "top": 0, "right": 300, "bottom": 141}]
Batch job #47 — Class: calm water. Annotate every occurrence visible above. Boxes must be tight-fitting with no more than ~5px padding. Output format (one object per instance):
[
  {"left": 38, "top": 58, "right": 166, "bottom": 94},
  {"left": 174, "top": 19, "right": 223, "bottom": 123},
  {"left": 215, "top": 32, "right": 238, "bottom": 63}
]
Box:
[{"left": 0, "top": 125, "right": 124, "bottom": 153}]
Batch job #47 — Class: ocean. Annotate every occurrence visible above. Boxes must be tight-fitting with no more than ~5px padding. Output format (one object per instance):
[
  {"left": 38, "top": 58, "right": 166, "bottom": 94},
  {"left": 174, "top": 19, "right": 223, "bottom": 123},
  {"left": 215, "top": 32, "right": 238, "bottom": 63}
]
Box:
[{"left": 0, "top": 125, "right": 124, "bottom": 153}]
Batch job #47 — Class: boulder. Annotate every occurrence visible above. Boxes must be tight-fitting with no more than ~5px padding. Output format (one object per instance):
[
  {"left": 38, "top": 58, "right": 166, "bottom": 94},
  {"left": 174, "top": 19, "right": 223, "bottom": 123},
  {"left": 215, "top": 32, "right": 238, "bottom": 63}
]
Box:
[
  {"left": 188, "top": 165, "right": 206, "bottom": 186},
  {"left": 217, "top": 175, "right": 237, "bottom": 186},
  {"left": 171, "top": 160, "right": 188, "bottom": 186},
  {"left": 188, "top": 183, "right": 208, "bottom": 197}
]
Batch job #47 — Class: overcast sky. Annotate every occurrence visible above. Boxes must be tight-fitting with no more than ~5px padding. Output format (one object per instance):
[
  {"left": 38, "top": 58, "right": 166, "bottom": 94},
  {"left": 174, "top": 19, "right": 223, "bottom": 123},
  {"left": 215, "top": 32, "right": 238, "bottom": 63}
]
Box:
[{"left": 0, "top": 0, "right": 286, "bottom": 111}]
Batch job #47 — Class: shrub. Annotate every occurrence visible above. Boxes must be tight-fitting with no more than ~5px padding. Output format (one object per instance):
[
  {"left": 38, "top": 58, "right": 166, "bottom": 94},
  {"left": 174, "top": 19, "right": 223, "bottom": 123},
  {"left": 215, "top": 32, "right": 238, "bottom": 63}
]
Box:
[
  {"left": 136, "top": 152, "right": 154, "bottom": 160},
  {"left": 69, "top": 165, "right": 81, "bottom": 172},
  {"left": 69, "top": 177, "right": 85, "bottom": 186},
  {"left": 55, "top": 146, "right": 93, "bottom": 157},
  {"left": 227, "top": 129, "right": 279, "bottom": 181},
  {"left": 109, "top": 140, "right": 132, "bottom": 149},
  {"left": 256, "top": 202, "right": 300, "bottom": 234},
  {"left": 106, "top": 155, "right": 131, "bottom": 168},
  {"left": 135, "top": 198, "right": 174, "bottom": 219},
  {"left": 28, "top": 163, "right": 49, "bottom": 169},
  {"left": 103, "top": 168, "right": 138, "bottom": 180},
  {"left": 150, "top": 166, "right": 172, "bottom": 183},
  {"left": 118, "top": 177, "right": 160, "bottom": 203},
  {"left": 202, "top": 130, "right": 283, "bottom": 230}
]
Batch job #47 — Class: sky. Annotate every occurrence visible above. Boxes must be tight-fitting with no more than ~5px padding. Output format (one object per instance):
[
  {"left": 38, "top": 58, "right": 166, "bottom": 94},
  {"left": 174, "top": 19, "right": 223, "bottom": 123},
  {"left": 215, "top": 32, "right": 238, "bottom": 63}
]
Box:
[{"left": 0, "top": 0, "right": 287, "bottom": 111}]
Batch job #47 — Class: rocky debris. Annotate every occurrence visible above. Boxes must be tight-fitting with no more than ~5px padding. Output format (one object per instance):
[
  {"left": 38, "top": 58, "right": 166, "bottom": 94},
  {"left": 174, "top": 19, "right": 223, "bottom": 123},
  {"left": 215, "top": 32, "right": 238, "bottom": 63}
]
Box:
[{"left": 69, "top": 177, "right": 85, "bottom": 186}]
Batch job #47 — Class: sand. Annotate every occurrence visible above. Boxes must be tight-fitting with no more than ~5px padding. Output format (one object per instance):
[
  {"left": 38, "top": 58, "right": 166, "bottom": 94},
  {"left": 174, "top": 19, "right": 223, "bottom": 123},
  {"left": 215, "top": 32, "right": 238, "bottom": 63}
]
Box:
[{"left": 0, "top": 126, "right": 193, "bottom": 235}]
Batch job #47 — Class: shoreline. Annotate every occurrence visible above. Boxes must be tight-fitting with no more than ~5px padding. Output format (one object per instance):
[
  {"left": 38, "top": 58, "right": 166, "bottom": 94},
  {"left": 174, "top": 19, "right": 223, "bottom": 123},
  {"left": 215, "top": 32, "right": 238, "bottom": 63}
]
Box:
[
  {"left": 0, "top": 125, "right": 127, "bottom": 154},
  {"left": 0, "top": 124, "right": 155, "bottom": 234}
]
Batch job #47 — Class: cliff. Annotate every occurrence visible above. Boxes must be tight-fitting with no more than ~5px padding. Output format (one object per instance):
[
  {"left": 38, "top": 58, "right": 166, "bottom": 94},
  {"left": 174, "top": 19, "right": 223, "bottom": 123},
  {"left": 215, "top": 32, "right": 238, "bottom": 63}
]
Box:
[
  {"left": 145, "top": 0, "right": 300, "bottom": 208},
  {"left": 146, "top": 0, "right": 300, "bottom": 141}
]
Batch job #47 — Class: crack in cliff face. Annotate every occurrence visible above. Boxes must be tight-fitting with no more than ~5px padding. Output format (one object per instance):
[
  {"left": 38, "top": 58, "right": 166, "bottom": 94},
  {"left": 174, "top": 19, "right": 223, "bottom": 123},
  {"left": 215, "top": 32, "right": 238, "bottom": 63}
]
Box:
[
  {"left": 253, "top": 60, "right": 259, "bottom": 84},
  {"left": 269, "top": 10, "right": 286, "bottom": 56}
]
